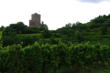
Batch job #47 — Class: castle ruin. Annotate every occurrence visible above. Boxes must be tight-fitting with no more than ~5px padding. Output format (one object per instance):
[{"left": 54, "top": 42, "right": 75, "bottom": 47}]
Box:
[{"left": 29, "top": 13, "right": 41, "bottom": 27}]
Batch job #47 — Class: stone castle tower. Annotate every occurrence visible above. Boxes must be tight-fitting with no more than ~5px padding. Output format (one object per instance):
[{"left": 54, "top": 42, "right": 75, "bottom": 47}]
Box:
[{"left": 29, "top": 13, "right": 41, "bottom": 27}]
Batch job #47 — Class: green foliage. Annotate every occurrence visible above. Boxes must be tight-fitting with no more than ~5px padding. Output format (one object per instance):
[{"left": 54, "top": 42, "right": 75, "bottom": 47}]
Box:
[
  {"left": 1, "top": 14, "right": 110, "bottom": 73},
  {"left": 88, "top": 15, "right": 110, "bottom": 28},
  {"left": 0, "top": 32, "right": 2, "bottom": 39},
  {"left": 0, "top": 26, "right": 5, "bottom": 31},
  {"left": 17, "top": 34, "right": 41, "bottom": 46},
  {"left": 1, "top": 26, "right": 19, "bottom": 46},
  {"left": 1, "top": 22, "right": 49, "bottom": 46},
  {"left": 42, "top": 30, "right": 52, "bottom": 38},
  {"left": 97, "top": 67, "right": 110, "bottom": 73},
  {"left": 100, "top": 26, "right": 108, "bottom": 35},
  {"left": 0, "top": 42, "right": 110, "bottom": 73},
  {"left": 40, "top": 24, "right": 48, "bottom": 30}
]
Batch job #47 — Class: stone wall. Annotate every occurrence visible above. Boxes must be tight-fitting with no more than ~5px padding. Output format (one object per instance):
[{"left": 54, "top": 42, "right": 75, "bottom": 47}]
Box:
[{"left": 29, "top": 13, "right": 41, "bottom": 27}]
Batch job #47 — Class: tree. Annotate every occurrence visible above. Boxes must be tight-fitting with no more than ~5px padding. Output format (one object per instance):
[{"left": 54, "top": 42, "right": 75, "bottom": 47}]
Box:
[
  {"left": 0, "top": 26, "right": 5, "bottom": 31},
  {"left": 1, "top": 22, "right": 27, "bottom": 46},
  {"left": 9, "top": 22, "right": 28, "bottom": 34},
  {"left": 40, "top": 22, "right": 48, "bottom": 31},
  {"left": 2, "top": 27, "right": 19, "bottom": 46}
]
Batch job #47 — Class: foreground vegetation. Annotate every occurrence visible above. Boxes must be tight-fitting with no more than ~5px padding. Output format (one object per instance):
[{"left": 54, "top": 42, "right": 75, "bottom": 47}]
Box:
[
  {"left": 0, "top": 42, "right": 110, "bottom": 73},
  {"left": 1, "top": 14, "right": 110, "bottom": 73}
]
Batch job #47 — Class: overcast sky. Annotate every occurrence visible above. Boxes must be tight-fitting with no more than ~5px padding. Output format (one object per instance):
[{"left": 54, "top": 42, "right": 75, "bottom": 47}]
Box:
[{"left": 0, "top": 0, "right": 110, "bottom": 29}]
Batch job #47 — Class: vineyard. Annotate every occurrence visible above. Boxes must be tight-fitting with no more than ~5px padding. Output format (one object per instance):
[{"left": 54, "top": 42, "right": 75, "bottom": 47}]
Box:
[
  {"left": 0, "top": 42, "right": 110, "bottom": 73},
  {"left": 1, "top": 15, "right": 110, "bottom": 73}
]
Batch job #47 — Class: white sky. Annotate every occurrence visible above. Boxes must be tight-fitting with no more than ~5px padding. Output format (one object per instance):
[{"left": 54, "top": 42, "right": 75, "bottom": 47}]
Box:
[{"left": 0, "top": 0, "right": 110, "bottom": 30}]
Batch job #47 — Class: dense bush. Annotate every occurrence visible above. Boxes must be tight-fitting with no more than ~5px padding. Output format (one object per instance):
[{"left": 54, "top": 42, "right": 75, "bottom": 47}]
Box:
[{"left": 0, "top": 42, "right": 110, "bottom": 73}]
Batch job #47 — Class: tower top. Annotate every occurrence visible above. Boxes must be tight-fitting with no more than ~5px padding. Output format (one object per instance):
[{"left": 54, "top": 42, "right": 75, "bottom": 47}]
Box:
[{"left": 33, "top": 13, "right": 40, "bottom": 15}]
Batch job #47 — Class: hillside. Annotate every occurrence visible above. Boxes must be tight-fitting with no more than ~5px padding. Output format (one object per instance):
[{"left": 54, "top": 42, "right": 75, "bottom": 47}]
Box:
[{"left": 1, "top": 14, "right": 110, "bottom": 73}]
